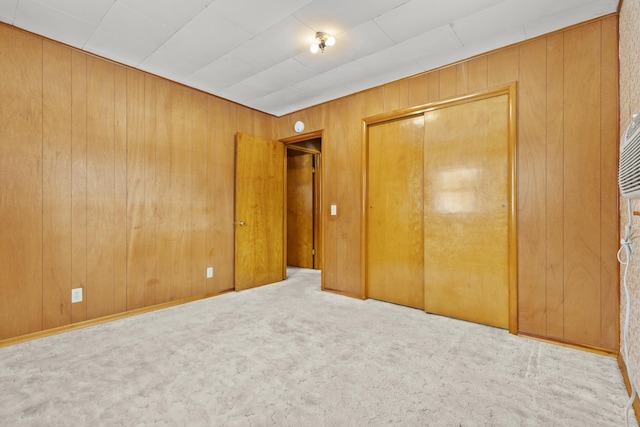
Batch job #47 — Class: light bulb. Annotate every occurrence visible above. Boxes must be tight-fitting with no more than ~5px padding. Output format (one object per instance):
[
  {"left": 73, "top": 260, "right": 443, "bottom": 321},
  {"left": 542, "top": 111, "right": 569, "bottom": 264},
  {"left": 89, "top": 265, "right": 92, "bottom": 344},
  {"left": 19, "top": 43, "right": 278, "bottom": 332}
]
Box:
[
  {"left": 310, "top": 43, "right": 319, "bottom": 54},
  {"left": 325, "top": 35, "right": 336, "bottom": 47}
]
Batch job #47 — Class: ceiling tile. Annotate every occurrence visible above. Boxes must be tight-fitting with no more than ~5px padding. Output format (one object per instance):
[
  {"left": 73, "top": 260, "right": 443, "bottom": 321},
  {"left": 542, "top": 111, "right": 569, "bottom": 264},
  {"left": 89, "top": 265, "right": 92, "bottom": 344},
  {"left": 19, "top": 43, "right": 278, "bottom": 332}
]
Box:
[
  {"left": 293, "top": 0, "right": 409, "bottom": 35},
  {"left": 524, "top": 0, "right": 619, "bottom": 39},
  {"left": 251, "top": 59, "right": 316, "bottom": 91},
  {"left": 226, "top": 16, "right": 312, "bottom": 69},
  {"left": 0, "top": 0, "right": 18, "bottom": 23},
  {"left": 139, "top": 49, "right": 200, "bottom": 82},
  {"left": 31, "top": 0, "right": 115, "bottom": 26},
  {"left": 296, "top": 60, "right": 367, "bottom": 94},
  {"left": 157, "top": 7, "right": 252, "bottom": 68},
  {"left": 14, "top": 0, "right": 97, "bottom": 48},
  {"left": 85, "top": 3, "right": 176, "bottom": 66},
  {"left": 248, "top": 86, "right": 311, "bottom": 113},
  {"left": 186, "top": 55, "right": 259, "bottom": 93},
  {"left": 211, "top": 0, "right": 313, "bottom": 35},
  {"left": 374, "top": 0, "right": 504, "bottom": 43},
  {"left": 117, "top": 0, "right": 213, "bottom": 30}
]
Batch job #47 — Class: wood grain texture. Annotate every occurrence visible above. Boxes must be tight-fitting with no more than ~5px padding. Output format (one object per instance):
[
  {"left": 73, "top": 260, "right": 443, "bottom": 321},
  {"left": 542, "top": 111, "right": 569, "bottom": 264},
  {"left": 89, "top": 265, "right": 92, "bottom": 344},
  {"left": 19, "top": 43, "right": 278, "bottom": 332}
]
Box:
[
  {"left": 114, "top": 65, "right": 128, "bottom": 315},
  {"left": 235, "top": 133, "right": 285, "bottom": 290},
  {"left": 545, "top": 33, "right": 565, "bottom": 340},
  {"left": 42, "top": 40, "right": 72, "bottom": 329},
  {"left": 424, "top": 94, "right": 511, "bottom": 329},
  {"left": 71, "top": 50, "right": 88, "bottom": 324},
  {"left": 86, "top": 57, "right": 116, "bottom": 320},
  {"left": 191, "top": 92, "right": 208, "bottom": 296},
  {"left": 287, "top": 154, "right": 314, "bottom": 268},
  {"left": 439, "top": 66, "right": 457, "bottom": 99},
  {"left": 517, "top": 38, "right": 548, "bottom": 335},
  {"left": 599, "top": 16, "right": 620, "bottom": 351},
  {"left": 367, "top": 116, "right": 425, "bottom": 309},
  {"left": 0, "top": 27, "right": 43, "bottom": 339},
  {"left": 563, "top": 22, "right": 602, "bottom": 347},
  {"left": 408, "top": 73, "right": 430, "bottom": 107},
  {"left": 169, "top": 83, "right": 193, "bottom": 301},
  {"left": 468, "top": 57, "right": 488, "bottom": 93},
  {"left": 488, "top": 46, "right": 519, "bottom": 87},
  {"left": 143, "top": 75, "right": 158, "bottom": 307},
  {"left": 384, "top": 80, "right": 409, "bottom": 112},
  {"left": 155, "top": 78, "right": 172, "bottom": 304},
  {"left": 208, "top": 97, "right": 237, "bottom": 294},
  {"left": 126, "top": 69, "right": 146, "bottom": 311}
]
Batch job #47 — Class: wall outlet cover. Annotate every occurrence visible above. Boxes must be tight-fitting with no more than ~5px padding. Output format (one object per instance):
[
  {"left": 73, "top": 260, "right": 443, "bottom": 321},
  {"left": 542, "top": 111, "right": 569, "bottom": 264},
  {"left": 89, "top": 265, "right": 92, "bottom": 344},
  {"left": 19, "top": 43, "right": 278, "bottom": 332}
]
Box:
[{"left": 71, "top": 288, "right": 83, "bottom": 303}]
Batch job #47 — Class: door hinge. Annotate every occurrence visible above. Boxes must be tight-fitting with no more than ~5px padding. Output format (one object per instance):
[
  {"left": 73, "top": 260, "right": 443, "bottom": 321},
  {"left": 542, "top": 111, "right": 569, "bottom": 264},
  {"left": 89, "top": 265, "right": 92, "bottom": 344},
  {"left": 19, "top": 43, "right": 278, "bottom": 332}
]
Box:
[
  {"left": 312, "top": 167, "right": 316, "bottom": 173},
  {"left": 312, "top": 249, "right": 315, "bottom": 256}
]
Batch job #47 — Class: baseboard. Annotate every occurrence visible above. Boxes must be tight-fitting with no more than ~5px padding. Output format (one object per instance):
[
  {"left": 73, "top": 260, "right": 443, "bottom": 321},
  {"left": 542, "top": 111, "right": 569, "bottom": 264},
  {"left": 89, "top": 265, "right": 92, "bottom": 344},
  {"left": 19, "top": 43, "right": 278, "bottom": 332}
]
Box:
[
  {"left": 618, "top": 353, "right": 640, "bottom": 425},
  {"left": 517, "top": 331, "right": 617, "bottom": 357},
  {"left": 0, "top": 289, "right": 234, "bottom": 348},
  {"left": 322, "top": 288, "right": 364, "bottom": 299}
]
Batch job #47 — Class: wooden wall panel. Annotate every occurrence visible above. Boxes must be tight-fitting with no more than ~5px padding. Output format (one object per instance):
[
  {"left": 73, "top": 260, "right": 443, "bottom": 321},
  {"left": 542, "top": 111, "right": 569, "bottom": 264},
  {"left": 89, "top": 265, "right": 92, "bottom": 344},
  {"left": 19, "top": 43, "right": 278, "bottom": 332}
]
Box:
[
  {"left": 169, "top": 83, "right": 193, "bottom": 301},
  {"left": 143, "top": 75, "right": 158, "bottom": 307},
  {"left": 192, "top": 92, "right": 208, "bottom": 296},
  {"left": 42, "top": 41, "right": 72, "bottom": 329},
  {"left": 384, "top": 80, "right": 409, "bottom": 112},
  {"left": 517, "top": 38, "right": 548, "bottom": 335},
  {"left": 428, "top": 72, "right": 440, "bottom": 102},
  {"left": 114, "top": 65, "right": 128, "bottom": 314},
  {"left": 86, "top": 57, "right": 116, "bottom": 320},
  {"left": 0, "top": 27, "right": 43, "bottom": 339},
  {"left": 545, "top": 33, "right": 565, "bottom": 340},
  {"left": 155, "top": 78, "right": 172, "bottom": 304},
  {"left": 468, "top": 57, "right": 488, "bottom": 92},
  {"left": 600, "top": 17, "right": 620, "bottom": 351},
  {"left": 208, "top": 97, "right": 236, "bottom": 293},
  {"left": 408, "top": 73, "right": 430, "bottom": 106},
  {"left": 488, "top": 46, "right": 519, "bottom": 86},
  {"left": 126, "top": 69, "right": 147, "bottom": 310},
  {"left": 563, "top": 22, "right": 603, "bottom": 347},
  {"left": 71, "top": 50, "right": 88, "bottom": 324},
  {"left": 456, "top": 62, "right": 469, "bottom": 94},
  {"left": 439, "top": 66, "right": 457, "bottom": 99}
]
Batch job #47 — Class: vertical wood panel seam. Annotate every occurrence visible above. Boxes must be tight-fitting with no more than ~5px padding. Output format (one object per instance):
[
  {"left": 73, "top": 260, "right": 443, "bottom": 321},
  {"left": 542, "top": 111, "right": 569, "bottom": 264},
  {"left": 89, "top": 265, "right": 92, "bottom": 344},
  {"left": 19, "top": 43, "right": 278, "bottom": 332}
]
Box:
[{"left": 40, "top": 39, "right": 44, "bottom": 331}]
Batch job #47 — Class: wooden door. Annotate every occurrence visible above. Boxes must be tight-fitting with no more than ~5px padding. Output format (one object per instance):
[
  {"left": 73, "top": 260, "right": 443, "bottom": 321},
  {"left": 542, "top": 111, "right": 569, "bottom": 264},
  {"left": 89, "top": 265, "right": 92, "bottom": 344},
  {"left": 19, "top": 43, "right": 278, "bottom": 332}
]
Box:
[
  {"left": 287, "top": 152, "right": 314, "bottom": 268},
  {"left": 235, "top": 133, "right": 285, "bottom": 291},
  {"left": 367, "top": 116, "right": 425, "bottom": 309},
  {"left": 424, "top": 94, "right": 511, "bottom": 329}
]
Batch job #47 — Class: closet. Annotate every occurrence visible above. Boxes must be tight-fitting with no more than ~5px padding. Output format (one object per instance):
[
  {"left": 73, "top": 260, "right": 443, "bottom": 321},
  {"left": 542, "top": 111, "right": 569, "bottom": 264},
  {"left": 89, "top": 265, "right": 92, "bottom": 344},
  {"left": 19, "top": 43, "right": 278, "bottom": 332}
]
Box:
[{"left": 365, "top": 85, "right": 517, "bottom": 331}]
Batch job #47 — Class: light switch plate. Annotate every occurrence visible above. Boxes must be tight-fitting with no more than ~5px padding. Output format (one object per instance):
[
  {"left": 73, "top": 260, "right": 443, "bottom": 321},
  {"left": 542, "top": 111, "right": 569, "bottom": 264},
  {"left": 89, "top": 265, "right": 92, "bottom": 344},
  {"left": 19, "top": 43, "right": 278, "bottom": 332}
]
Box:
[
  {"left": 330, "top": 204, "right": 337, "bottom": 216},
  {"left": 206, "top": 267, "right": 213, "bottom": 278}
]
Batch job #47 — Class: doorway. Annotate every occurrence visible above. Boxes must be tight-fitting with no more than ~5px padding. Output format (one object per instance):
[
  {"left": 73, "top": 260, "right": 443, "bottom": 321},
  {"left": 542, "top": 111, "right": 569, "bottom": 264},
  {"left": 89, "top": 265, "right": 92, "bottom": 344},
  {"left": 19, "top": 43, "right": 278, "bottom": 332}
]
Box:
[{"left": 285, "top": 136, "right": 322, "bottom": 271}]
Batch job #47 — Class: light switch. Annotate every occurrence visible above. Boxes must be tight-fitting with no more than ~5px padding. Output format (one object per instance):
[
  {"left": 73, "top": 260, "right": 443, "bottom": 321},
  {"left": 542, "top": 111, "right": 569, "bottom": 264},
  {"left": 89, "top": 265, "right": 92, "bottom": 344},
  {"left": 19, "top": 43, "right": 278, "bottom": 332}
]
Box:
[
  {"left": 330, "top": 204, "right": 337, "bottom": 216},
  {"left": 206, "top": 267, "right": 213, "bottom": 278}
]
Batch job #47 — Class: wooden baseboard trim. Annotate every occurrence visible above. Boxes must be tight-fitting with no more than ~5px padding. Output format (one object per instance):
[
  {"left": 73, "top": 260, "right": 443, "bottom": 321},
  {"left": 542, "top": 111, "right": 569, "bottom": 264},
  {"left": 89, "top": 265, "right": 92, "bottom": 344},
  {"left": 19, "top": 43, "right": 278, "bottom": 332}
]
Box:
[
  {"left": 517, "top": 331, "right": 617, "bottom": 357},
  {"left": 322, "top": 288, "right": 364, "bottom": 300},
  {"left": 0, "top": 289, "right": 234, "bottom": 348},
  {"left": 618, "top": 353, "right": 640, "bottom": 425}
]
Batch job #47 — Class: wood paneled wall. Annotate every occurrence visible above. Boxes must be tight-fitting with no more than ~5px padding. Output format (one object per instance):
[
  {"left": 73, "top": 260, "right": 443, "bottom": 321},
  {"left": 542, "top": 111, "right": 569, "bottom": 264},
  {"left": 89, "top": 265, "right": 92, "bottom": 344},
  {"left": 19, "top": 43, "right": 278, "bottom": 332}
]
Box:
[
  {"left": 0, "top": 23, "right": 275, "bottom": 341},
  {"left": 276, "top": 16, "right": 619, "bottom": 351}
]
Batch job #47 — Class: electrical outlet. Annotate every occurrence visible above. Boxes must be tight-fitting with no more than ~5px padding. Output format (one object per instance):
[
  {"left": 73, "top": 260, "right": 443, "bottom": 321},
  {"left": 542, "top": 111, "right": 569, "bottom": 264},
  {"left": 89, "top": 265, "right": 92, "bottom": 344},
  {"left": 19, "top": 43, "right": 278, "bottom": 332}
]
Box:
[
  {"left": 206, "top": 267, "right": 213, "bottom": 278},
  {"left": 71, "top": 288, "right": 83, "bottom": 303}
]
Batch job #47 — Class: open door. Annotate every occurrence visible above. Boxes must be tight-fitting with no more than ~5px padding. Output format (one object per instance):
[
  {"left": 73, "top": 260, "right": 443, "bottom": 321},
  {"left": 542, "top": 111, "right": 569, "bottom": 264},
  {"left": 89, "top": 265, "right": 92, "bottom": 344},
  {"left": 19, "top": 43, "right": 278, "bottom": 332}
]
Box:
[{"left": 235, "top": 133, "right": 286, "bottom": 291}]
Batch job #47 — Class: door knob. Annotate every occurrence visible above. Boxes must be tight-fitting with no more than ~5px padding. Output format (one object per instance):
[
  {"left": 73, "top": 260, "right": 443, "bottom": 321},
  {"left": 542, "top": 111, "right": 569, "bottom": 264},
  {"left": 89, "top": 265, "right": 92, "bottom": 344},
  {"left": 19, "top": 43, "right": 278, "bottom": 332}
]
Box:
[{"left": 235, "top": 221, "right": 246, "bottom": 226}]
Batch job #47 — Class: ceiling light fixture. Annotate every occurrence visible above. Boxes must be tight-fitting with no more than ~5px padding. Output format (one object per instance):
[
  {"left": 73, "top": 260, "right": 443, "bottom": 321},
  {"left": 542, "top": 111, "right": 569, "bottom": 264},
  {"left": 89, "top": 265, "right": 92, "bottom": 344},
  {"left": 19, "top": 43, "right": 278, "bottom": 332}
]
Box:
[{"left": 310, "top": 32, "right": 336, "bottom": 54}]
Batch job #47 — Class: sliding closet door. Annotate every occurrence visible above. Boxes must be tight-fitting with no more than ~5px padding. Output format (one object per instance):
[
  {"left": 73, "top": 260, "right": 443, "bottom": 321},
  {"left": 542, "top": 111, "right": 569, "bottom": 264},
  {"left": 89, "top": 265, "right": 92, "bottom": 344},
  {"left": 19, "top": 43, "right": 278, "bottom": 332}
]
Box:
[
  {"left": 366, "top": 116, "right": 424, "bottom": 309},
  {"left": 423, "top": 94, "right": 510, "bottom": 329}
]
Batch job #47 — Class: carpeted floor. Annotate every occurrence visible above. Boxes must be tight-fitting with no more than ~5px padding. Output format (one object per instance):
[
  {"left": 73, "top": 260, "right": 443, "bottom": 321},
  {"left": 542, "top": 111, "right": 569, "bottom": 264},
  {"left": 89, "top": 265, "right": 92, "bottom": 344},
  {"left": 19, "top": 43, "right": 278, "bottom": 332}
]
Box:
[{"left": 0, "top": 267, "right": 636, "bottom": 426}]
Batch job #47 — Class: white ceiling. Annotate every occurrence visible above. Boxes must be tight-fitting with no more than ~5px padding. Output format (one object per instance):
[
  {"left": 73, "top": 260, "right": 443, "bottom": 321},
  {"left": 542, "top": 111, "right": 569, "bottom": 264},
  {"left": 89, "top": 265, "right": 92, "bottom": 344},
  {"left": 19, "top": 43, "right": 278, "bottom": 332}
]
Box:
[{"left": 0, "top": 0, "right": 619, "bottom": 116}]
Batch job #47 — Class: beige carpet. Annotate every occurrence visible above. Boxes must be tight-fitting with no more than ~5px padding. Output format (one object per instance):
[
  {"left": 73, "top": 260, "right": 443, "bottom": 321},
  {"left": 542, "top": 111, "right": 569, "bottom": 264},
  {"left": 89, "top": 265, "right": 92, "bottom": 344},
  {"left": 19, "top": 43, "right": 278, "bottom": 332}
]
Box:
[{"left": 0, "top": 267, "right": 635, "bottom": 426}]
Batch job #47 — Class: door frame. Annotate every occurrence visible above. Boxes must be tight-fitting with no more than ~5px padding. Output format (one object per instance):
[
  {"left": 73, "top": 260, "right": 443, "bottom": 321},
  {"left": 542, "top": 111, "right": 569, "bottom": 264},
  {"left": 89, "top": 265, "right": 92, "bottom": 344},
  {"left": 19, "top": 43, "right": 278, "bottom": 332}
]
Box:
[
  {"left": 281, "top": 130, "right": 324, "bottom": 286},
  {"left": 362, "top": 83, "right": 518, "bottom": 334}
]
